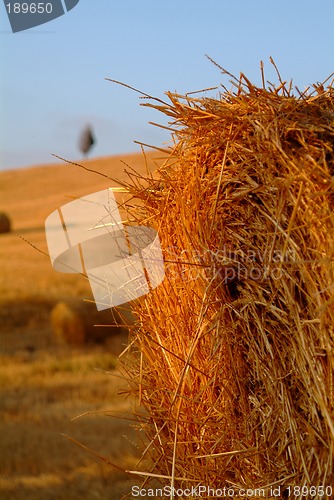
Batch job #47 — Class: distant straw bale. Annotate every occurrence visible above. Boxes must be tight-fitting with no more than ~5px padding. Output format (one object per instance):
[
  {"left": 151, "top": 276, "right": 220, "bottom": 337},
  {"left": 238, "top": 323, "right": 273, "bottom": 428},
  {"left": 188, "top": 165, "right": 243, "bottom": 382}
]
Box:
[
  {"left": 119, "top": 67, "right": 334, "bottom": 493},
  {"left": 0, "top": 212, "right": 11, "bottom": 234},
  {"left": 51, "top": 301, "right": 86, "bottom": 346},
  {"left": 50, "top": 300, "right": 133, "bottom": 351}
]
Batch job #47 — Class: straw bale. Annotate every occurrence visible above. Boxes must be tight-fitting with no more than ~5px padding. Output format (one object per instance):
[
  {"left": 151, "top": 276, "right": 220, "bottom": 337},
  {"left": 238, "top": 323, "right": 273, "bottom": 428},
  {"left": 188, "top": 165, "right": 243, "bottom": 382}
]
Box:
[
  {"left": 51, "top": 300, "right": 132, "bottom": 350},
  {"left": 119, "top": 70, "right": 334, "bottom": 496},
  {"left": 0, "top": 212, "right": 11, "bottom": 233},
  {"left": 51, "top": 301, "right": 86, "bottom": 346}
]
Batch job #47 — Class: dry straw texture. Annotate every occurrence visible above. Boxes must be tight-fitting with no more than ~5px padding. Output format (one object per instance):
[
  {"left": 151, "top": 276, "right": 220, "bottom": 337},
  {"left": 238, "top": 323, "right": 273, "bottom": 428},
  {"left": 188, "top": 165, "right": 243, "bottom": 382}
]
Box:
[{"left": 119, "top": 65, "right": 334, "bottom": 497}]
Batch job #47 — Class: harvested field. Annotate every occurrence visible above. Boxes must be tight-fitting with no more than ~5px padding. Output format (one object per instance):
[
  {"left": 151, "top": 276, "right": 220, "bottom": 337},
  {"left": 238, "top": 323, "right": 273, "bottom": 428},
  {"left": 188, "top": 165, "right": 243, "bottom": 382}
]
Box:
[{"left": 0, "top": 152, "right": 160, "bottom": 499}]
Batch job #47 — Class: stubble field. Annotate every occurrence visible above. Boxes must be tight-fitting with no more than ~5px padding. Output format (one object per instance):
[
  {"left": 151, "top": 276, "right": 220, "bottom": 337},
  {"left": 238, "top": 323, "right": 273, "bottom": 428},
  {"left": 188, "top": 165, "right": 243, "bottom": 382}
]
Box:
[{"left": 0, "top": 152, "right": 159, "bottom": 499}]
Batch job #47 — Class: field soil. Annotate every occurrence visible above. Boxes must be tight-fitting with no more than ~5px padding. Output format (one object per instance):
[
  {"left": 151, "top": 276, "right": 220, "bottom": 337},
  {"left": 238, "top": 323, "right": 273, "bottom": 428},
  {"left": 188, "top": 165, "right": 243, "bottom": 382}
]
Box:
[{"left": 0, "top": 152, "right": 160, "bottom": 499}]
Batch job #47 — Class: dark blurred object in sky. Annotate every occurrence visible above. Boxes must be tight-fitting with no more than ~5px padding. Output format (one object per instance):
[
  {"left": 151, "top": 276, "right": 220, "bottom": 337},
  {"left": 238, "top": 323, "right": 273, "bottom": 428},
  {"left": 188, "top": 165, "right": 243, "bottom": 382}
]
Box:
[{"left": 79, "top": 125, "right": 95, "bottom": 156}]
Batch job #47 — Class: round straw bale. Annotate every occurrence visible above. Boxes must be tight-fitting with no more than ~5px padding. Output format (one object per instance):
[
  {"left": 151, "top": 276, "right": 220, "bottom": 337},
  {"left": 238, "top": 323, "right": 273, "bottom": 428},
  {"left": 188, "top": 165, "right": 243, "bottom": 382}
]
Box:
[
  {"left": 0, "top": 212, "right": 11, "bottom": 233},
  {"left": 50, "top": 301, "right": 86, "bottom": 346},
  {"left": 50, "top": 300, "right": 133, "bottom": 350},
  {"left": 120, "top": 70, "right": 334, "bottom": 492}
]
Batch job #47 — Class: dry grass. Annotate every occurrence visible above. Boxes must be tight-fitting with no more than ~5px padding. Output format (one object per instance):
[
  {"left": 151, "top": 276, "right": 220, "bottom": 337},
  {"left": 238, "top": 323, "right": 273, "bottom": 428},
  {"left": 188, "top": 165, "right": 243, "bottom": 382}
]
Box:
[{"left": 117, "top": 67, "right": 334, "bottom": 496}]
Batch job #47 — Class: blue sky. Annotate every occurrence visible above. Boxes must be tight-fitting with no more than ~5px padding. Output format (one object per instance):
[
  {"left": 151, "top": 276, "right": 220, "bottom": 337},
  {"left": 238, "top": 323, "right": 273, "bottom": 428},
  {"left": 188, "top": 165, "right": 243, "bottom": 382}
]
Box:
[{"left": 1, "top": 0, "right": 333, "bottom": 171}]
